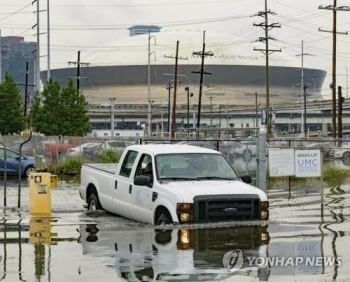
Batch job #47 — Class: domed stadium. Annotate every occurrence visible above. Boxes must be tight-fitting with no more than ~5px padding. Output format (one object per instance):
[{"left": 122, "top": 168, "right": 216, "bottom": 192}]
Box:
[{"left": 41, "top": 27, "right": 327, "bottom": 132}]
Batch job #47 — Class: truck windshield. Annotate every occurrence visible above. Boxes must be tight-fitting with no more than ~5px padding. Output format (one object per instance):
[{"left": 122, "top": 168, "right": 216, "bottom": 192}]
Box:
[{"left": 155, "top": 153, "right": 239, "bottom": 180}]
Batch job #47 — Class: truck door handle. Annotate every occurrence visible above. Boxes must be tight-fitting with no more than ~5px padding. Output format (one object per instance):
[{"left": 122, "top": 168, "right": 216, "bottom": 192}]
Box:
[
  {"left": 115, "top": 181, "right": 118, "bottom": 189},
  {"left": 129, "top": 185, "right": 132, "bottom": 194}
]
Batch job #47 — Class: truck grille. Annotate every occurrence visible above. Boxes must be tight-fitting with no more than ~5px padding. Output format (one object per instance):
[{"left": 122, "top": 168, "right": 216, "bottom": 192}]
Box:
[{"left": 193, "top": 194, "right": 260, "bottom": 222}]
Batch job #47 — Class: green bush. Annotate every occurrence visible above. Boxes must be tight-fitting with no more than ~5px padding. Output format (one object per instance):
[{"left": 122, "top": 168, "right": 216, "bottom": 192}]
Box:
[
  {"left": 96, "top": 149, "right": 121, "bottom": 163},
  {"left": 53, "top": 150, "right": 121, "bottom": 180},
  {"left": 54, "top": 158, "right": 85, "bottom": 176}
]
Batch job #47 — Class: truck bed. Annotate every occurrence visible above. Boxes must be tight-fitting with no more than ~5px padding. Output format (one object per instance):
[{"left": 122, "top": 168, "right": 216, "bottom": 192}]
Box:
[{"left": 83, "top": 163, "right": 118, "bottom": 174}]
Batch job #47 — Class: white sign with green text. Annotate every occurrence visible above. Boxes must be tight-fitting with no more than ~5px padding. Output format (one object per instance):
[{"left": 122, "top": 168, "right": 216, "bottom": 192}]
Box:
[{"left": 295, "top": 150, "right": 321, "bottom": 177}]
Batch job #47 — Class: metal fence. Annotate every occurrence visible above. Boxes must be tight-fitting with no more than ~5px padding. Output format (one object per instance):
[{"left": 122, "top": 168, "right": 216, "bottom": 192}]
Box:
[{"left": 1, "top": 135, "right": 350, "bottom": 197}]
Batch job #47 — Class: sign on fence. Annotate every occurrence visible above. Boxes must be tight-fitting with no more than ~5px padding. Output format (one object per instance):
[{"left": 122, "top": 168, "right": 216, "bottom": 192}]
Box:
[
  {"left": 295, "top": 150, "right": 321, "bottom": 177},
  {"left": 268, "top": 149, "right": 321, "bottom": 178},
  {"left": 268, "top": 149, "right": 295, "bottom": 177}
]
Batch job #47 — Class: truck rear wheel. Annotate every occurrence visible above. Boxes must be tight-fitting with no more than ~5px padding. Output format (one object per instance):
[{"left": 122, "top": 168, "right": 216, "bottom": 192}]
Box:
[
  {"left": 155, "top": 208, "right": 173, "bottom": 226},
  {"left": 88, "top": 193, "right": 102, "bottom": 211}
]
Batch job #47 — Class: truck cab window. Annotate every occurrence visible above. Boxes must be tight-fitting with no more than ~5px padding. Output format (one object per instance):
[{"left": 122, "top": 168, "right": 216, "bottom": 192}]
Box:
[
  {"left": 135, "top": 154, "right": 153, "bottom": 177},
  {"left": 119, "top": 150, "right": 138, "bottom": 178}
]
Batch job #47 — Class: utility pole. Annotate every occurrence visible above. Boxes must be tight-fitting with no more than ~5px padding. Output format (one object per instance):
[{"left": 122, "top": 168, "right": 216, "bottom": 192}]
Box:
[
  {"left": 47, "top": 0, "right": 51, "bottom": 80},
  {"left": 338, "top": 86, "right": 344, "bottom": 138},
  {"left": 171, "top": 41, "right": 180, "bottom": 139},
  {"left": 192, "top": 31, "right": 213, "bottom": 137},
  {"left": 296, "top": 41, "right": 313, "bottom": 137},
  {"left": 303, "top": 84, "right": 309, "bottom": 136},
  {"left": 68, "top": 51, "right": 90, "bottom": 93},
  {"left": 252, "top": 0, "right": 281, "bottom": 136},
  {"left": 319, "top": 2, "right": 350, "bottom": 138},
  {"left": 18, "top": 62, "right": 35, "bottom": 116},
  {"left": 32, "top": 0, "right": 41, "bottom": 94},
  {"left": 164, "top": 42, "right": 188, "bottom": 139}
]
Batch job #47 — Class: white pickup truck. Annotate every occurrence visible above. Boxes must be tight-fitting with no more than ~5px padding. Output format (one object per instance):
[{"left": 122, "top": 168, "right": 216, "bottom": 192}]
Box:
[{"left": 79, "top": 144, "right": 269, "bottom": 225}]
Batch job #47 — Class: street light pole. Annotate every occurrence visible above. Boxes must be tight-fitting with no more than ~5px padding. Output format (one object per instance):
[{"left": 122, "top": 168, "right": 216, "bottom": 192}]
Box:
[
  {"left": 148, "top": 30, "right": 156, "bottom": 137},
  {"left": 109, "top": 98, "right": 116, "bottom": 137}
]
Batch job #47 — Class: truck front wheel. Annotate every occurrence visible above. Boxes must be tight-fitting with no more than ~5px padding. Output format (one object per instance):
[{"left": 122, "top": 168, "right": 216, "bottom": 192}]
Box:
[
  {"left": 155, "top": 208, "right": 173, "bottom": 226},
  {"left": 88, "top": 193, "right": 102, "bottom": 211}
]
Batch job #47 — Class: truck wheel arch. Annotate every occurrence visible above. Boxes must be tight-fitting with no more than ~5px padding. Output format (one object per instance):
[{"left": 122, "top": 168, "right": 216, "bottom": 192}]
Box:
[
  {"left": 86, "top": 184, "right": 102, "bottom": 210},
  {"left": 154, "top": 206, "right": 173, "bottom": 226}
]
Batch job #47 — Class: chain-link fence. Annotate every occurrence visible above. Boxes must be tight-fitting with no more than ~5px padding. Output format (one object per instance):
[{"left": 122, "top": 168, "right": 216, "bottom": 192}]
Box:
[{"left": 1, "top": 135, "right": 350, "bottom": 205}]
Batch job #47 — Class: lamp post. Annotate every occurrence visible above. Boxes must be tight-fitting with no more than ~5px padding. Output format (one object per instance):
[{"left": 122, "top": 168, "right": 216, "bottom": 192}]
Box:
[
  {"left": 149, "top": 100, "right": 154, "bottom": 135},
  {"left": 109, "top": 98, "right": 116, "bottom": 137},
  {"left": 147, "top": 30, "right": 156, "bottom": 137},
  {"left": 185, "top": 87, "right": 193, "bottom": 128}
]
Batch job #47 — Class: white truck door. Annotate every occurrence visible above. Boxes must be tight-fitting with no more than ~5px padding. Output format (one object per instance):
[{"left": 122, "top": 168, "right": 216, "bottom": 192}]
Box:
[
  {"left": 129, "top": 153, "right": 154, "bottom": 223},
  {"left": 112, "top": 149, "right": 139, "bottom": 218}
]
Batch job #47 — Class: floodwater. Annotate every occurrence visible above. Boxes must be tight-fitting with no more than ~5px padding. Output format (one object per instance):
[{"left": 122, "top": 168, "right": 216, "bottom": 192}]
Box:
[{"left": 1, "top": 172, "right": 350, "bottom": 282}]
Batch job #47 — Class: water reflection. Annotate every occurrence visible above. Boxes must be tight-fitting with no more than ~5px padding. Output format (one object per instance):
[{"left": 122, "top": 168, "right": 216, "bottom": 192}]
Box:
[{"left": 80, "top": 224, "right": 270, "bottom": 281}]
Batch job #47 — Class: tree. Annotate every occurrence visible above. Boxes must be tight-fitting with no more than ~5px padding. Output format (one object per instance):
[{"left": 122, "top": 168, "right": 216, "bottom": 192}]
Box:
[
  {"left": 31, "top": 78, "right": 91, "bottom": 136},
  {"left": 0, "top": 73, "right": 26, "bottom": 134}
]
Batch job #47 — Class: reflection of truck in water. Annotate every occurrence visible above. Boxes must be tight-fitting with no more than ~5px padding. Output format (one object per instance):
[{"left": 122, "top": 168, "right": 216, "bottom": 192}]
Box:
[{"left": 80, "top": 224, "right": 270, "bottom": 281}]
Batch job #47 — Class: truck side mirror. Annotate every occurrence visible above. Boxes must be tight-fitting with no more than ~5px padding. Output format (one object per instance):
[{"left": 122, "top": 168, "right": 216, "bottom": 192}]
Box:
[
  {"left": 240, "top": 175, "right": 252, "bottom": 184},
  {"left": 134, "top": 175, "right": 151, "bottom": 186}
]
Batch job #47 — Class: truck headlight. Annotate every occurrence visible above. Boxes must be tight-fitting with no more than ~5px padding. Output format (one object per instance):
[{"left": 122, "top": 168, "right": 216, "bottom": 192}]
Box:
[
  {"left": 260, "top": 210, "right": 269, "bottom": 220},
  {"left": 177, "top": 203, "right": 193, "bottom": 223},
  {"left": 180, "top": 213, "right": 191, "bottom": 223}
]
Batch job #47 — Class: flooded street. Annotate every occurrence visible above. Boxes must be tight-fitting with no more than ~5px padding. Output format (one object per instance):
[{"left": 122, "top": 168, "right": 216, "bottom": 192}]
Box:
[{"left": 1, "top": 177, "right": 350, "bottom": 282}]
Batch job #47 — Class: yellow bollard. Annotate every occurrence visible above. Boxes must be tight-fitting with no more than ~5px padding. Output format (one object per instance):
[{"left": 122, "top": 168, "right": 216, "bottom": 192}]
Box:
[{"left": 29, "top": 173, "right": 58, "bottom": 216}]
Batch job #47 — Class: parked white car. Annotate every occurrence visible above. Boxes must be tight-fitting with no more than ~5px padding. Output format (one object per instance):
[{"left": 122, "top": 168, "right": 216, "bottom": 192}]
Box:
[
  {"left": 330, "top": 147, "right": 350, "bottom": 160},
  {"left": 65, "top": 142, "right": 101, "bottom": 158},
  {"left": 101, "top": 140, "right": 135, "bottom": 154}
]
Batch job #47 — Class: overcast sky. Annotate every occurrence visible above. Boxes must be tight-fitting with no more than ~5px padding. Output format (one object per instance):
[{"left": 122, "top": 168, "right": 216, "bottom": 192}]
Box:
[{"left": 0, "top": 0, "right": 350, "bottom": 98}]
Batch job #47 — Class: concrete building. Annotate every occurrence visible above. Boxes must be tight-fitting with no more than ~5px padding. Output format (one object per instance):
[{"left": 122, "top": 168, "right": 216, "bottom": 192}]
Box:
[{"left": 1, "top": 36, "right": 36, "bottom": 97}]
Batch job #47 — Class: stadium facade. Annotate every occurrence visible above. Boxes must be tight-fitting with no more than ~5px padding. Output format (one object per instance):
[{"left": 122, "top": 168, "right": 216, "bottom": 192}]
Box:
[{"left": 41, "top": 27, "right": 327, "bottom": 132}]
